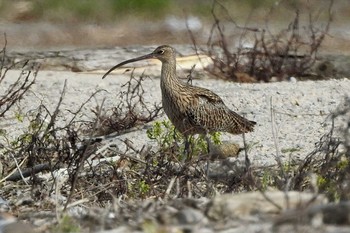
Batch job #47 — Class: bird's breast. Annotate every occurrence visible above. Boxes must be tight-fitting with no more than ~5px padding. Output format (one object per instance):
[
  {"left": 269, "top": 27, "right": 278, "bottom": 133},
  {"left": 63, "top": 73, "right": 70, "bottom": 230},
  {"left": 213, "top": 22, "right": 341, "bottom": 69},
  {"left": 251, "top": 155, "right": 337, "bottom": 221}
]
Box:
[{"left": 161, "top": 85, "right": 198, "bottom": 134}]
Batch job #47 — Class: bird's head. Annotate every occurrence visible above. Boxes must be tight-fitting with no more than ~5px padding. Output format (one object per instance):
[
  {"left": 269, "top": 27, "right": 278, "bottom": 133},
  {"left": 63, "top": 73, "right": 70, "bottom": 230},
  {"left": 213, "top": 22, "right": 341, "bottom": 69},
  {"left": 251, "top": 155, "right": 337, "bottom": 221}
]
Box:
[
  {"left": 151, "top": 45, "right": 176, "bottom": 63},
  {"left": 102, "top": 45, "right": 176, "bottom": 79}
]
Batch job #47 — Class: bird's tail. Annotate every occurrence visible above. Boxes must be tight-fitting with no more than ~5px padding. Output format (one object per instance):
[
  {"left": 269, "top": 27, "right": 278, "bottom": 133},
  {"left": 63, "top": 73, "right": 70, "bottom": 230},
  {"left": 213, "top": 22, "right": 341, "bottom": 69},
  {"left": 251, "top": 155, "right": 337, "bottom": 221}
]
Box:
[{"left": 229, "top": 111, "right": 256, "bottom": 134}]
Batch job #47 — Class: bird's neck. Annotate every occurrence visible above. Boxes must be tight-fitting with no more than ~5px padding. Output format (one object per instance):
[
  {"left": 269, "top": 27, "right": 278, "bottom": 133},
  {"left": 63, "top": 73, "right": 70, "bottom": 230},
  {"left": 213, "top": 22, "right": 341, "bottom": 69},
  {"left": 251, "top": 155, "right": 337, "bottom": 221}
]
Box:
[{"left": 160, "top": 61, "right": 183, "bottom": 91}]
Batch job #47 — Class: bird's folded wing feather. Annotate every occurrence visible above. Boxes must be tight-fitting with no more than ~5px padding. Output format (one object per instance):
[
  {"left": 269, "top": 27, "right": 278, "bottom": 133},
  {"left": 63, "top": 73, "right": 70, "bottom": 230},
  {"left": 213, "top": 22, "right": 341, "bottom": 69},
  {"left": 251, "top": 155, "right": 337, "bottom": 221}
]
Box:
[
  {"left": 191, "top": 86, "right": 224, "bottom": 104},
  {"left": 185, "top": 86, "right": 227, "bottom": 127}
]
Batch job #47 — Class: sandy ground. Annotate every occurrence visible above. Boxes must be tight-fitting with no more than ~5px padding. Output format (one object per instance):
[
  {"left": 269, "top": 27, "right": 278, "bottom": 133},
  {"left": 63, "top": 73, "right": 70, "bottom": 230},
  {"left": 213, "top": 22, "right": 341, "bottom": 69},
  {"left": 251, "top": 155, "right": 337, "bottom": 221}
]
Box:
[{"left": 1, "top": 65, "right": 349, "bottom": 168}]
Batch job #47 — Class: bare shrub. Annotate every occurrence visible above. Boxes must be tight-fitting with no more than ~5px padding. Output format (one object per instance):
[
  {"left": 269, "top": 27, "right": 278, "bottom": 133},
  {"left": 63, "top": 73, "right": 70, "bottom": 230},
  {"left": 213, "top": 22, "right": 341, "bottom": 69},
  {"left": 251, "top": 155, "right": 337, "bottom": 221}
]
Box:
[
  {"left": 59, "top": 73, "right": 164, "bottom": 206},
  {"left": 188, "top": 0, "right": 334, "bottom": 82},
  {"left": 293, "top": 97, "right": 350, "bottom": 200},
  {"left": 254, "top": 97, "right": 350, "bottom": 200},
  {"left": 1, "top": 81, "right": 99, "bottom": 178},
  {"left": 0, "top": 36, "right": 38, "bottom": 117},
  {"left": 86, "top": 72, "right": 162, "bottom": 136},
  {"left": 0, "top": 70, "right": 165, "bottom": 211},
  {"left": 0, "top": 81, "right": 107, "bottom": 214}
]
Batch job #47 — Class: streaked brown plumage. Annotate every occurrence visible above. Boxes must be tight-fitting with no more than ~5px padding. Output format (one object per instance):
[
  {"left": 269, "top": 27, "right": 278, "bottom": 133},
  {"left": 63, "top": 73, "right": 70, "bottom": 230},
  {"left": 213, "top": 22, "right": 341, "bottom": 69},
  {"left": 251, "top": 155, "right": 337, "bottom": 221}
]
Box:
[{"left": 102, "top": 45, "right": 256, "bottom": 138}]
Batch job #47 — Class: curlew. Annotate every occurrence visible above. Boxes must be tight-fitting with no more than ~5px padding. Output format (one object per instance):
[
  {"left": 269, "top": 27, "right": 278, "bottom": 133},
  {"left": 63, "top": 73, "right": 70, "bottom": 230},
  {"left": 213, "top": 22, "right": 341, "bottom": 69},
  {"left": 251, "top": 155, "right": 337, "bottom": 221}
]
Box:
[{"left": 102, "top": 45, "right": 256, "bottom": 154}]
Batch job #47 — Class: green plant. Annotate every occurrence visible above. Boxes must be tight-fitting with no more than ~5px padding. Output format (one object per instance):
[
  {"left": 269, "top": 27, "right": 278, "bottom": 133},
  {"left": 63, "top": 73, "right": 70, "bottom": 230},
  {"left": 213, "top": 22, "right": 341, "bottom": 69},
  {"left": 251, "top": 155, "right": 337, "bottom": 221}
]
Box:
[
  {"left": 138, "top": 180, "right": 150, "bottom": 196},
  {"left": 146, "top": 120, "right": 181, "bottom": 149},
  {"left": 146, "top": 120, "right": 222, "bottom": 160},
  {"left": 52, "top": 214, "right": 80, "bottom": 233},
  {"left": 258, "top": 160, "right": 303, "bottom": 191},
  {"left": 127, "top": 179, "right": 151, "bottom": 199},
  {"left": 260, "top": 169, "right": 273, "bottom": 191},
  {"left": 281, "top": 147, "right": 301, "bottom": 154},
  {"left": 317, "top": 175, "right": 340, "bottom": 201}
]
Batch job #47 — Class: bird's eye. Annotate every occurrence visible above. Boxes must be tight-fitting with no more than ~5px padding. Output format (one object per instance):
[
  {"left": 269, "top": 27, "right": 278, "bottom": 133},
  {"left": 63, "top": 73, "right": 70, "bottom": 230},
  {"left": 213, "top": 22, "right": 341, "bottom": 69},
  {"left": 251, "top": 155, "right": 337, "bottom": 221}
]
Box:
[{"left": 158, "top": 49, "right": 164, "bottom": 54}]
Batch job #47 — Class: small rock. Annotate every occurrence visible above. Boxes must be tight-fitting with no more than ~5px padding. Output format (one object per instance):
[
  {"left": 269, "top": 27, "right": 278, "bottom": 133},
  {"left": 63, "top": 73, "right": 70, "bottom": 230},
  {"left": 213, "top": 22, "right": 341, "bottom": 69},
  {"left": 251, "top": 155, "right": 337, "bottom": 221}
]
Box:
[
  {"left": 0, "top": 213, "right": 35, "bottom": 233},
  {"left": 315, "top": 60, "right": 335, "bottom": 77},
  {"left": 209, "top": 141, "right": 240, "bottom": 160},
  {"left": 95, "top": 226, "right": 131, "bottom": 233},
  {"left": 0, "top": 197, "right": 10, "bottom": 212},
  {"left": 289, "top": 76, "right": 297, "bottom": 83},
  {"left": 174, "top": 208, "right": 207, "bottom": 225},
  {"left": 206, "top": 191, "right": 327, "bottom": 221}
]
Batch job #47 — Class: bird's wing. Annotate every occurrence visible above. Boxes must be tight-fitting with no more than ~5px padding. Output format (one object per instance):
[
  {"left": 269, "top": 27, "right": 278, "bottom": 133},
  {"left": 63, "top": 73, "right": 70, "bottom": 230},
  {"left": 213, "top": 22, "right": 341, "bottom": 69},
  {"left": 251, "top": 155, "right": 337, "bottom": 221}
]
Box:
[
  {"left": 183, "top": 84, "right": 255, "bottom": 134},
  {"left": 190, "top": 85, "right": 224, "bottom": 104},
  {"left": 185, "top": 86, "right": 228, "bottom": 128}
]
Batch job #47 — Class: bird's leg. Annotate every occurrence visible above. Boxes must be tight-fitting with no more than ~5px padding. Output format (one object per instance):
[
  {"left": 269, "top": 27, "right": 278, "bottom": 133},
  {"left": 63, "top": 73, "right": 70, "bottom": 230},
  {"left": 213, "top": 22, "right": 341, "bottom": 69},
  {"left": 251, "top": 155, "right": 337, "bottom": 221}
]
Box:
[
  {"left": 172, "top": 128, "right": 189, "bottom": 161},
  {"left": 184, "top": 135, "right": 192, "bottom": 161},
  {"left": 204, "top": 132, "right": 211, "bottom": 177},
  {"left": 172, "top": 126, "right": 180, "bottom": 149}
]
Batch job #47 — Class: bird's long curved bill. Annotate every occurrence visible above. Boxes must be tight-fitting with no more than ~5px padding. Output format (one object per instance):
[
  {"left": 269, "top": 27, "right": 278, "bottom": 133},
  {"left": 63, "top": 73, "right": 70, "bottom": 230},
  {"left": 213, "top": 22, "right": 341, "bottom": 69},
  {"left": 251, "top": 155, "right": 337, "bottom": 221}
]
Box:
[{"left": 102, "top": 53, "right": 155, "bottom": 79}]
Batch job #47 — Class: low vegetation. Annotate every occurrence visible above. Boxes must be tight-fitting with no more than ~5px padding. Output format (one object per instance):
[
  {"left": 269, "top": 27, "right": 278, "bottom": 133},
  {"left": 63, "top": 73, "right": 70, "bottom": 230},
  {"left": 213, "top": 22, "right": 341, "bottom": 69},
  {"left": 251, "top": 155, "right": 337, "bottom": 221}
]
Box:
[{"left": 0, "top": 0, "right": 313, "bottom": 23}]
